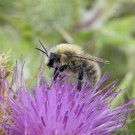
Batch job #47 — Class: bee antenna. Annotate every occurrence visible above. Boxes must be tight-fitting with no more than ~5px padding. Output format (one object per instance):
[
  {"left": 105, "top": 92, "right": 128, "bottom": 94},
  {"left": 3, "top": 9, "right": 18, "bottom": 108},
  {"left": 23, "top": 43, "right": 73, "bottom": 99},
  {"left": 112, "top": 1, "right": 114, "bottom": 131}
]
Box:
[
  {"left": 39, "top": 40, "right": 48, "bottom": 54},
  {"left": 35, "top": 48, "right": 49, "bottom": 58}
]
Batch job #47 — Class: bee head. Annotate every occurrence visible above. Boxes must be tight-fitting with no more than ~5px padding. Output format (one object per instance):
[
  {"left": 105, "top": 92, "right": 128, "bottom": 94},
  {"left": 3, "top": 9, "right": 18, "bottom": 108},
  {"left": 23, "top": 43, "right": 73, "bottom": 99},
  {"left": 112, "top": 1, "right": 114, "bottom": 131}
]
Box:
[
  {"left": 36, "top": 41, "right": 61, "bottom": 68},
  {"left": 47, "top": 52, "right": 60, "bottom": 68}
]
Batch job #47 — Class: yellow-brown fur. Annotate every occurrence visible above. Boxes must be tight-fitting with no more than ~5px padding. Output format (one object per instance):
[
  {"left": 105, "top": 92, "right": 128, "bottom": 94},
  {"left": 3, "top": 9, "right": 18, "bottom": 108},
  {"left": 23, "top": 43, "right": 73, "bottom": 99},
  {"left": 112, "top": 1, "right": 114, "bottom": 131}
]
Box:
[
  {"left": 50, "top": 44, "right": 83, "bottom": 63},
  {"left": 48, "top": 44, "right": 101, "bottom": 88},
  {"left": 36, "top": 41, "right": 109, "bottom": 89}
]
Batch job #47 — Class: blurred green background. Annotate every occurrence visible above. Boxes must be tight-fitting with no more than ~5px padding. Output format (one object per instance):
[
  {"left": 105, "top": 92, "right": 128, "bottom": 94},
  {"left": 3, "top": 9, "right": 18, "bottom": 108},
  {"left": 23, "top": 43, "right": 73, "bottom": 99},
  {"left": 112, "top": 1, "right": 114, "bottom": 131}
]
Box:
[{"left": 0, "top": 0, "right": 135, "bottom": 133}]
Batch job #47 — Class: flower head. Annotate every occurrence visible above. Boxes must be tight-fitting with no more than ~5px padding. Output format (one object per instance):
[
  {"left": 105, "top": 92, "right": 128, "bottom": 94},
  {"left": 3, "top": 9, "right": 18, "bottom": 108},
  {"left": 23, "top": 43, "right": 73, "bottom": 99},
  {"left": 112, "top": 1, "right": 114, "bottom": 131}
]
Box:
[
  {"left": 0, "top": 61, "right": 135, "bottom": 135},
  {"left": 0, "top": 51, "right": 12, "bottom": 135},
  {"left": 0, "top": 51, "right": 11, "bottom": 79}
]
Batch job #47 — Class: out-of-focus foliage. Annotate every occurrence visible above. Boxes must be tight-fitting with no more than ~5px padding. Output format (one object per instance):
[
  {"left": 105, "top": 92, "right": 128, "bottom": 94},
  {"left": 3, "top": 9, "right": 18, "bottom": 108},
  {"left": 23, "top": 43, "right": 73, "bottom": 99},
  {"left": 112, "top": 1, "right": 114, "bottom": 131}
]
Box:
[{"left": 0, "top": 0, "right": 135, "bottom": 133}]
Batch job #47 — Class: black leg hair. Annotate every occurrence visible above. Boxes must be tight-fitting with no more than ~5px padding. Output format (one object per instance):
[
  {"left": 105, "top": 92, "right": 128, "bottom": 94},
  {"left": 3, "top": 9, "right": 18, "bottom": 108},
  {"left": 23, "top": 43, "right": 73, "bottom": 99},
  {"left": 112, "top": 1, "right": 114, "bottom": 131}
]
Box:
[
  {"left": 49, "top": 64, "right": 69, "bottom": 89},
  {"left": 53, "top": 67, "right": 58, "bottom": 76},
  {"left": 53, "top": 64, "right": 68, "bottom": 81},
  {"left": 77, "top": 63, "right": 84, "bottom": 91}
]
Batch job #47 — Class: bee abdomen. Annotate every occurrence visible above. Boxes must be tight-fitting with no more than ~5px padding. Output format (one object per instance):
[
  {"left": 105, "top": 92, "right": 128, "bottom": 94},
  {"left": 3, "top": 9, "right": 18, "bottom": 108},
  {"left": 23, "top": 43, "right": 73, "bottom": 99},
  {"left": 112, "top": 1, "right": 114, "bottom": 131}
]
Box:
[{"left": 85, "top": 65, "right": 100, "bottom": 87}]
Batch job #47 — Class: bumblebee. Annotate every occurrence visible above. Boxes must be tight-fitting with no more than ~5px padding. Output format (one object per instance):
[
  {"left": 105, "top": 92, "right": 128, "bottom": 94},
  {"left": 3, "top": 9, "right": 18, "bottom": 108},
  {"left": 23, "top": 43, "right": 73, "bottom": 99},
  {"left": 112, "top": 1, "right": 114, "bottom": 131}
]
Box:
[{"left": 36, "top": 41, "right": 109, "bottom": 90}]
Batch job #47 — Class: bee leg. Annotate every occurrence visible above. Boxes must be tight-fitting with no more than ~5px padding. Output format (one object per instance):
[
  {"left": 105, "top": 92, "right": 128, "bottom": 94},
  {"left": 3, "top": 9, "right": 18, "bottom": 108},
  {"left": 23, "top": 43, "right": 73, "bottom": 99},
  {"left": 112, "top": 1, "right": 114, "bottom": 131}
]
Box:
[
  {"left": 77, "top": 64, "right": 84, "bottom": 91},
  {"left": 49, "top": 65, "right": 68, "bottom": 89},
  {"left": 48, "top": 67, "right": 58, "bottom": 89},
  {"left": 53, "top": 67, "right": 58, "bottom": 76},
  {"left": 53, "top": 64, "right": 68, "bottom": 81}
]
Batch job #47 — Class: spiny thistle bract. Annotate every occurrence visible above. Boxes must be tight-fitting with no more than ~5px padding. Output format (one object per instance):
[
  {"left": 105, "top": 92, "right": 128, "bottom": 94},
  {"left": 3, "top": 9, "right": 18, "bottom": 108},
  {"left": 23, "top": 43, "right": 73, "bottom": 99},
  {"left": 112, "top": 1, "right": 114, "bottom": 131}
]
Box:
[
  {"left": 0, "top": 61, "right": 135, "bottom": 135},
  {"left": 0, "top": 51, "right": 12, "bottom": 135}
]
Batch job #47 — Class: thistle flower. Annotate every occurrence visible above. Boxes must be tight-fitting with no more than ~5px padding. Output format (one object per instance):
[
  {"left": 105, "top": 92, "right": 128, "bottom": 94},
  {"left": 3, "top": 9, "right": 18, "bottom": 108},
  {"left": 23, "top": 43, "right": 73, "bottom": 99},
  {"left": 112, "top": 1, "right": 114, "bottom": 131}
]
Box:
[
  {"left": 0, "top": 51, "right": 12, "bottom": 79},
  {"left": 0, "top": 51, "right": 12, "bottom": 135},
  {"left": 0, "top": 61, "right": 135, "bottom": 135}
]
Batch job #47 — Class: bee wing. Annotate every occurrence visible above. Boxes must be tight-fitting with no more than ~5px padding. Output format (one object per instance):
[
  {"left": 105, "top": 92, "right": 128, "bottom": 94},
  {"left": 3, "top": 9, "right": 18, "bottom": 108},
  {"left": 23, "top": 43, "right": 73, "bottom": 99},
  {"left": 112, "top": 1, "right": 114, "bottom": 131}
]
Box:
[{"left": 73, "top": 54, "right": 110, "bottom": 64}]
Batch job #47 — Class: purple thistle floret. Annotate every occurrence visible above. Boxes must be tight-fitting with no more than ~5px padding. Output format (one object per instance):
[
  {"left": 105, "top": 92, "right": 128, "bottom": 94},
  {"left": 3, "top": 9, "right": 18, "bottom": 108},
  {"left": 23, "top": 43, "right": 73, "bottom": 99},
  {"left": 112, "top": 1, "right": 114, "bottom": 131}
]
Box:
[{"left": 0, "top": 62, "right": 135, "bottom": 135}]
